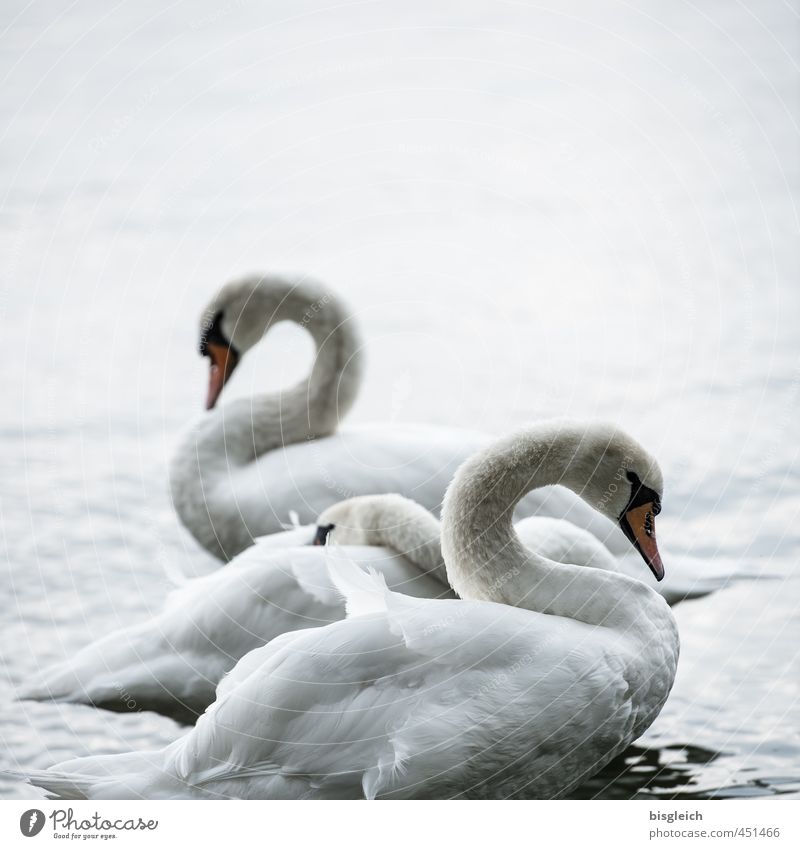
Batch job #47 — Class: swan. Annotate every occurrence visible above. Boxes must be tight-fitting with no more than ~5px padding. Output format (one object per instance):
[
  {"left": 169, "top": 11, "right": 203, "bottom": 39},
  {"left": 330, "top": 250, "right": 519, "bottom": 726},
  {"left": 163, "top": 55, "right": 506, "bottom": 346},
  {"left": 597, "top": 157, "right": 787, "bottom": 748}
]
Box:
[
  {"left": 23, "top": 421, "right": 679, "bottom": 799},
  {"left": 18, "top": 495, "right": 451, "bottom": 725},
  {"left": 169, "top": 274, "right": 626, "bottom": 560}
]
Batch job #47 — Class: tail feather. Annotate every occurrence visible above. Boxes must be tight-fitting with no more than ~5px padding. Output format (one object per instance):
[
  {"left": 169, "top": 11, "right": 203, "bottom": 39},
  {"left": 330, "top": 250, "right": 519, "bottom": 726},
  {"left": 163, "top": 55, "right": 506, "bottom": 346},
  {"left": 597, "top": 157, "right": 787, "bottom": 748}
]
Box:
[
  {"left": 15, "top": 621, "right": 214, "bottom": 723},
  {"left": 8, "top": 769, "right": 91, "bottom": 800},
  {"left": 16, "top": 666, "right": 92, "bottom": 704},
  {"left": 9, "top": 749, "right": 170, "bottom": 800},
  {"left": 15, "top": 621, "right": 157, "bottom": 705}
]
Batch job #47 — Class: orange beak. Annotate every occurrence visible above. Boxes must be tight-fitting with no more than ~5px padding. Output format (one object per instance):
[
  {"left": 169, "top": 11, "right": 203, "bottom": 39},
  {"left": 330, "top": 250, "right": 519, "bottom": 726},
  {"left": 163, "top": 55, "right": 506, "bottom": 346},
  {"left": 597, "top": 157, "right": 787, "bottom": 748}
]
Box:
[
  {"left": 205, "top": 342, "right": 239, "bottom": 410},
  {"left": 620, "top": 502, "right": 664, "bottom": 581}
]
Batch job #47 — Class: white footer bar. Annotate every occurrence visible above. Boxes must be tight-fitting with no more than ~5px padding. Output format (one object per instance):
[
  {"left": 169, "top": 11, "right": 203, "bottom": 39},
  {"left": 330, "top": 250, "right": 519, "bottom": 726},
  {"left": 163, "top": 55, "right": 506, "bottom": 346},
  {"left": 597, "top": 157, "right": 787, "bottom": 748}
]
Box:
[{"left": 2, "top": 799, "right": 797, "bottom": 848}]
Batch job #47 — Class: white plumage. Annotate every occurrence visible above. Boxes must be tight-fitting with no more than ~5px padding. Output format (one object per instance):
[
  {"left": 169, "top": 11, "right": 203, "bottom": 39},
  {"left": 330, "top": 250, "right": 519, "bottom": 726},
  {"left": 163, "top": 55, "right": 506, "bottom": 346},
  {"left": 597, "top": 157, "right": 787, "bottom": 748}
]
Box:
[{"left": 23, "top": 421, "right": 680, "bottom": 799}]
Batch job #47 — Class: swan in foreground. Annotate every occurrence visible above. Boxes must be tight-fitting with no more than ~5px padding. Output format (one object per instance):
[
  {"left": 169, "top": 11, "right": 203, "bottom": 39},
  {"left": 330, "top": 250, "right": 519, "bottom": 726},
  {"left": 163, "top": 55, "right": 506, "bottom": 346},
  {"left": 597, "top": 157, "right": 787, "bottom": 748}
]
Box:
[
  {"left": 170, "top": 274, "right": 625, "bottom": 560},
  {"left": 23, "top": 421, "right": 679, "bottom": 799}
]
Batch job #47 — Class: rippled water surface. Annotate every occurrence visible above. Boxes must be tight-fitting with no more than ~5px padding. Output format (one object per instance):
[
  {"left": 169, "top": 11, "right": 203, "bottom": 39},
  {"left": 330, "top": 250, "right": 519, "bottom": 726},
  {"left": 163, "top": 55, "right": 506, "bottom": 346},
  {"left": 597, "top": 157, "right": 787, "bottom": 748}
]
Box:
[{"left": 1, "top": 0, "right": 798, "bottom": 799}]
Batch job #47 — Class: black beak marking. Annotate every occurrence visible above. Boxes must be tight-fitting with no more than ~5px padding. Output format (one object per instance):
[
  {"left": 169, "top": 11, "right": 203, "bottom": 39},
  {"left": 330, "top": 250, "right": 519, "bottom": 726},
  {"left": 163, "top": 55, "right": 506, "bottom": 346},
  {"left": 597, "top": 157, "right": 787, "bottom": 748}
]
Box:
[
  {"left": 313, "top": 523, "right": 335, "bottom": 546},
  {"left": 621, "top": 471, "right": 661, "bottom": 517},
  {"left": 199, "top": 310, "right": 239, "bottom": 360}
]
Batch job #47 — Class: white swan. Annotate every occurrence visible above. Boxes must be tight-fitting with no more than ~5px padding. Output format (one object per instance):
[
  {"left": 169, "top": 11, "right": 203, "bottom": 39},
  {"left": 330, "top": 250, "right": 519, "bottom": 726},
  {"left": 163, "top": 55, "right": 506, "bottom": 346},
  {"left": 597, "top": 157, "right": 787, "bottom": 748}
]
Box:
[
  {"left": 24, "top": 421, "right": 679, "bottom": 799},
  {"left": 18, "top": 495, "right": 450, "bottom": 724},
  {"left": 169, "top": 274, "right": 625, "bottom": 560}
]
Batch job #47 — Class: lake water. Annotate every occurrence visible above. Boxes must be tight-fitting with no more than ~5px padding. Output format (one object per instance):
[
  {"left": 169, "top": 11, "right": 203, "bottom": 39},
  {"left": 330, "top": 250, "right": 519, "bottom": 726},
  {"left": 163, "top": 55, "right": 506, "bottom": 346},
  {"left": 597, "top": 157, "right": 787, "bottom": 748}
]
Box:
[{"left": 1, "top": 0, "right": 798, "bottom": 799}]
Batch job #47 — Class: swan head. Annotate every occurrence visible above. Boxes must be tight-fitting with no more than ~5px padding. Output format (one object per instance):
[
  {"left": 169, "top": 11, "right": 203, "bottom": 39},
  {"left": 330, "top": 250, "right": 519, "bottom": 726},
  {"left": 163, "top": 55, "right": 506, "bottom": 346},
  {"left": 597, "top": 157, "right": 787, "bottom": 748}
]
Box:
[
  {"left": 564, "top": 422, "right": 665, "bottom": 581},
  {"left": 198, "top": 275, "right": 326, "bottom": 409},
  {"left": 314, "top": 494, "right": 417, "bottom": 546},
  {"left": 313, "top": 494, "right": 440, "bottom": 553}
]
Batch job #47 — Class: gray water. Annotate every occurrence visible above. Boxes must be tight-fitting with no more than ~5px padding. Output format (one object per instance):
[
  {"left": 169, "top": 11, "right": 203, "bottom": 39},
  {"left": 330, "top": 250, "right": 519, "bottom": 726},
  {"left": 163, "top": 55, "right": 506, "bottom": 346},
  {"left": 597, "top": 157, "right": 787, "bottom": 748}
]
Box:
[{"left": 1, "top": 0, "right": 798, "bottom": 799}]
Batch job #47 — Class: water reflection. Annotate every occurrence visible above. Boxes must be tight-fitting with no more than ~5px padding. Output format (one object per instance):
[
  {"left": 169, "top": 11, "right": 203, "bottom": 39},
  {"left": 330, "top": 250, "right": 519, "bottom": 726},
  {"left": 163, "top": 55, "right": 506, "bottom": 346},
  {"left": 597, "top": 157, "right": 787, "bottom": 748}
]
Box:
[{"left": 573, "top": 743, "right": 800, "bottom": 800}]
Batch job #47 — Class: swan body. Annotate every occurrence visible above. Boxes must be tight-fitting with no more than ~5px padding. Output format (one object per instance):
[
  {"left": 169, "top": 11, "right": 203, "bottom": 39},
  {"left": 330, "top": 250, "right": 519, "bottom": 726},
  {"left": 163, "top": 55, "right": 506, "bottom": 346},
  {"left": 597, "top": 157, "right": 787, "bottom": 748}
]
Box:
[
  {"left": 170, "top": 274, "right": 628, "bottom": 560},
  {"left": 25, "top": 421, "right": 679, "bottom": 799}
]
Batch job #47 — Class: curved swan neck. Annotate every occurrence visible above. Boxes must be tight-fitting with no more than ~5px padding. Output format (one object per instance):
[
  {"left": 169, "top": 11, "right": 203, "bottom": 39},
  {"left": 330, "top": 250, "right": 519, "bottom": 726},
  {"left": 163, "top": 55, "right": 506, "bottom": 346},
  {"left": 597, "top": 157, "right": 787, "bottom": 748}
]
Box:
[
  {"left": 226, "top": 278, "right": 364, "bottom": 455},
  {"left": 440, "top": 426, "right": 662, "bottom": 629},
  {"left": 169, "top": 278, "right": 364, "bottom": 559},
  {"left": 323, "top": 495, "right": 447, "bottom": 586},
  {"left": 271, "top": 279, "right": 363, "bottom": 439},
  {"left": 196, "top": 278, "right": 362, "bottom": 457}
]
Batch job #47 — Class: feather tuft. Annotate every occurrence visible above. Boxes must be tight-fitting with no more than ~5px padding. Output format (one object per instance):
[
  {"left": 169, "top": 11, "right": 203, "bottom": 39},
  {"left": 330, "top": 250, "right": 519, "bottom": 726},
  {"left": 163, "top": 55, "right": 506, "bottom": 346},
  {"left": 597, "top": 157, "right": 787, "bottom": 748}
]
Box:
[{"left": 324, "top": 545, "right": 390, "bottom": 618}]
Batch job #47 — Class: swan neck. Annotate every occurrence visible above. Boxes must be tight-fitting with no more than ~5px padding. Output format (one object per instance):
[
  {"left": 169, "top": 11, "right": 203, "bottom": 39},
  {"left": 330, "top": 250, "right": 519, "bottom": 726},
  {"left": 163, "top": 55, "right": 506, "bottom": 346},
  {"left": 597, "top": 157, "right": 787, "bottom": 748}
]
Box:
[
  {"left": 201, "top": 281, "right": 362, "bottom": 460},
  {"left": 249, "top": 282, "right": 364, "bottom": 448},
  {"left": 169, "top": 280, "right": 363, "bottom": 559},
  {"left": 440, "top": 430, "right": 658, "bottom": 629},
  {"left": 368, "top": 499, "right": 447, "bottom": 586}
]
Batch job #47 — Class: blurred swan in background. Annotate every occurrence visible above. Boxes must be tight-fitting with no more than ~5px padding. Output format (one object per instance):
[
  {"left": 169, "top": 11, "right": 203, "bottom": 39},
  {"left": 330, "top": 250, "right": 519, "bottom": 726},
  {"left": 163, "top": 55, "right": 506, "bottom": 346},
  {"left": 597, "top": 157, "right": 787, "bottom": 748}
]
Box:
[
  {"left": 168, "top": 274, "right": 624, "bottom": 561},
  {"left": 22, "top": 421, "right": 678, "bottom": 799}
]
